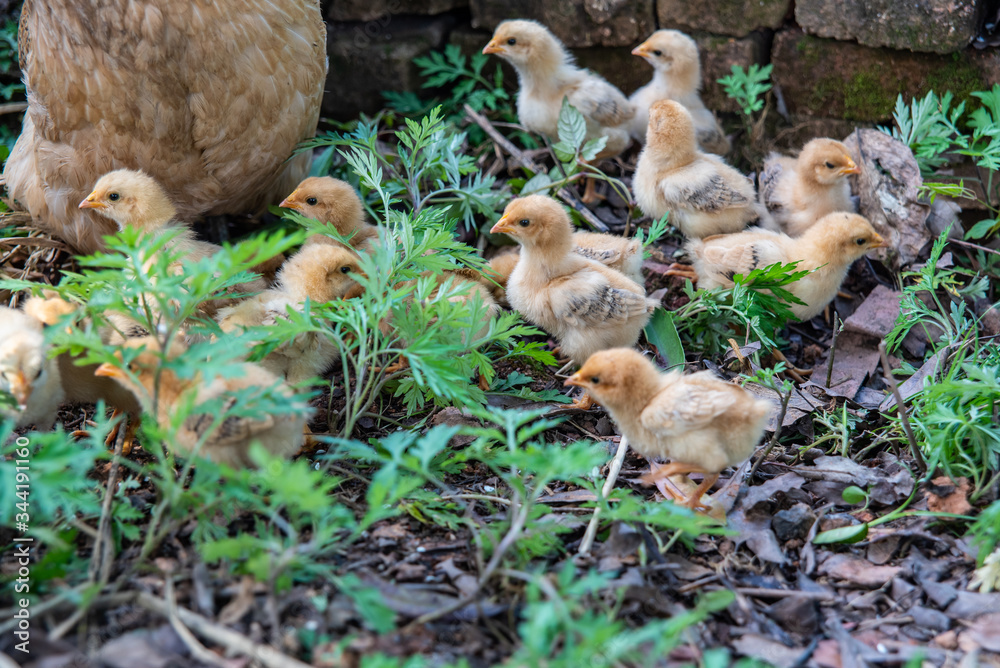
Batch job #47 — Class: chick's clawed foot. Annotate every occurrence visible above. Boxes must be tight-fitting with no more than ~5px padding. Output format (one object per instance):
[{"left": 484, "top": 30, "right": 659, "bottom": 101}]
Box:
[
  {"left": 569, "top": 392, "right": 598, "bottom": 411},
  {"left": 581, "top": 178, "right": 606, "bottom": 206},
  {"left": 664, "top": 263, "right": 699, "bottom": 283},
  {"left": 641, "top": 461, "right": 716, "bottom": 513}
]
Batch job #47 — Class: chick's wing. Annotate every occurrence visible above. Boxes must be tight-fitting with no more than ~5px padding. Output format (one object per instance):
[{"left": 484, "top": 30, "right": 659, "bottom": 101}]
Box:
[
  {"left": 567, "top": 76, "right": 634, "bottom": 127},
  {"left": 184, "top": 396, "right": 278, "bottom": 448},
  {"left": 700, "top": 234, "right": 787, "bottom": 278},
  {"left": 553, "top": 271, "right": 649, "bottom": 327},
  {"left": 639, "top": 378, "right": 733, "bottom": 436},
  {"left": 659, "top": 161, "right": 750, "bottom": 213}
]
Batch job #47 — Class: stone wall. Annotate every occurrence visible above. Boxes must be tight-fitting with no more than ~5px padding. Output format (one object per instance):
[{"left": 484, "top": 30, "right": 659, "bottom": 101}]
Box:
[{"left": 321, "top": 0, "right": 999, "bottom": 125}]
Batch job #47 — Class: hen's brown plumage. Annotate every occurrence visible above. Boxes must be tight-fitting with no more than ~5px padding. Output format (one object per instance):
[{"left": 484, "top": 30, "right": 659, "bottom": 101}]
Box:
[{"left": 4, "top": 0, "right": 327, "bottom": 254}]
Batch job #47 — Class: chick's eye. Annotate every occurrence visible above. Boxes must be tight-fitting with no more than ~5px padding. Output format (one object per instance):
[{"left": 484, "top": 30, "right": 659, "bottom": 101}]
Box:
[
  {"left": 518, "top": 219, "right": 530, "bottom": 227},
  {"left": 33, "top": 367, "right": 43, "bottom": 380},
  {"left": 855, "top": 238, "right": 866, "bottom": 246},
  {"left": 107, "top": 192, "right": 120, "bottom": 201},
  {"left": 652, "top": 49, "right": 663, "bottom": 56},
  {"left": 824, "top": 162, "right": 836, "bottom": 169},
  {"left": 305, "top": 197, "right": 318, "bottom": 206},
  {"left": 590, "top": 376, "right": 600, "bottom": 384},
  {"left": 340, "top": 266, "right": 351, "bottom": 274},
  {"left": 507, "top": 37, "right": 516, "bottom": 45}
]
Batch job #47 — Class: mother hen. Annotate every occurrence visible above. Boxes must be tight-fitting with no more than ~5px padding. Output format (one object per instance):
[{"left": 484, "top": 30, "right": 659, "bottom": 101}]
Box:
[{"left": 3, "top": 0, "right": 327, "bottom": 254}]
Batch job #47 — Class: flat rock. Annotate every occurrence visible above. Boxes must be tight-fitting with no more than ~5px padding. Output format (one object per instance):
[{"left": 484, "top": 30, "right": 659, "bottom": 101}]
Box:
[
  {"left": 808, "top": 331, "right": 881, "bottom": 400},
  {"left": 657, "top": 0, "right": 791, "bottom": 38},
  {"left": 327, "top": 0, "right": 468, "bottom": 22},
  {"left": 820, "top": 553, "right": 902, "bottom": 588},
  {"left": 772, "top": 503, "right": 816, "bottom": 542},
  {"left": 795, "top": 0, "right": 980, "bottom": 54},
  {"left": 771, "top": 28, "right": 995, "bottom": 122},
  {"left": 470, "top": 0, "right": 655, "bottom": 47},
  {"left": 842, "top": 284, "right": 902, "bottom": 339}
]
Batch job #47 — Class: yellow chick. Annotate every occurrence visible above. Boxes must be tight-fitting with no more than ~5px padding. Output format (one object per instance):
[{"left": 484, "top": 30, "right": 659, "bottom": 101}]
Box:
[
  {"left": 22, "top": 294, "right": 143, "bottom": 452},
  {"left": 79, "top": 169, "right": 271, "bottom": 315},
  {"left": 491, "top": 196, "right": 657, "bottom": 407},
  {"left": 634, "top": 101, "right": 767, "bottom": 239},
  {"left": 279, "top": 176, "right": 381, "bottom": 253},
  {"left": 759, "top": 138, "right": 860, "bottom": 237},
  {"left": 629, "top": 30, "right": 730, "bottom": 154},
  {"left": 483, "top": 20, "right": 634, "bottom": 203},
  {"left": 217, "top": 244, "right": 362, "bottom": 384},
  {"left": 566, "top": 348, "right": 771, "bottom": 511},
  {"left": 686, "top": 212, "right": 887, "bottom": 320},
  {"left": 0, "top": 307, "right": 64, "bottom": 429},
  {"left": 95, "top": 337, "right": 309, "bottom": 468}
]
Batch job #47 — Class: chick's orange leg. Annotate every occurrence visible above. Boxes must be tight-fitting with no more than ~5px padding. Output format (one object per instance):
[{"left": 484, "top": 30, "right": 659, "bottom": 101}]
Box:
[
  {"left": 581, "top": 177, "right": 605, "bottom": 206},
  {"left": 373, "top": 355, "right": 409, "bottom": 374},
  {"left": 103, "top": 410, "right": 138, "bottom": 456},
  {"left": 771, "top": 349, "right": 813, "bottom": 380},
  {"left": 640, "top": 461, "right": 715, "bottom": 512},
  {"left": 569, "top": 391, "right": 597, "bottom": 411},
  {"left": 664, "top": 263, "right": 699, "bottom": 283}
]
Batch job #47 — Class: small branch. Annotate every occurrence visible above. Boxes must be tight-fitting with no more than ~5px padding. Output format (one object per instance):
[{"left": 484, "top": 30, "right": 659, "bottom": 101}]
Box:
[
  {"left": 878, "top": 342, "right": 928, "bottom": 474},
  {"left": 735, "top": 587, "right": 836, "bottom": 601},
  {"left": 463, "top": 104, "right": 609, "bottom": 233},
  {"left": 134, "top": 592, "right": 316, "bottom": 668},
  {"left": 164, "top": 578, "right": 232, "bottom": 668},
  {"left": 579, "top": 436, "right": 629, "bottom": 556},
  {"left": 0, "top": 102, "right": 27, "bottom": 115},
  {"left": 826, "top": 313, "right": 841, "bottom": 389},
  {"left": 749, "top": 384, "right": 792, "bottom": 482},
  {"left": 947, "top": 237, "right": 1000, "bottom": 258}
]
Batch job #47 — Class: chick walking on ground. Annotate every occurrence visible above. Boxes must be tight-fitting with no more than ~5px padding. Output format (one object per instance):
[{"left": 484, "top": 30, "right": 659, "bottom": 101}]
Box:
[
  {"left": 483, "top": 19, "right": 634, "bottom": 204},
  {"left": 566, "top": 348, "right": 771, "bottom": 511},
  {"left": 634, "top": 100, "right": 768, "bottom": 239},
  {"left": 629, "top": 30, "right": 729, "bottom": 154},
  {"left": 685, "top": 212, "right": 887, "bottom": 321},
  {"left": 96, "top": 337, "right": 310, "bottom": 468},
  {"left": 759, "top": 138, "right": 859, "bottom": 237},
  {"left": 280, "top": 177, "right": 381, "bottom": 253},
  {"left": 491, "top": 196, "right": 657, "bottom": 409}
]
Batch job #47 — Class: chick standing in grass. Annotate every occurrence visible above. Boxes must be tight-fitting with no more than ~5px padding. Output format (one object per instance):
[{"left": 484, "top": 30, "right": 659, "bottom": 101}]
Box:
[
  {"left": 491, "top": 196, "right": 657, "bottom": 409},
  {"left": 96, "top": 337, "right": 309, "bottom": 468},
  {"left": 628, "top": 30, "right": 729, "bottom": 154},
  {"left": 280, "top": 177, "right": 381, "bottom": 253},
  {"left": 634, "top": 100, "right": 767, "bottom": 239},
  {"left": 0, "top": 307, "right": 64, "bottom": 429},
  {"left": 759, "top": 138, "right": 860, "bottom": 237},
  {"left": 682, "top": 212, "right": 886, "bottom": 320},
  {"left": 22, "top": 294, "right": 143, "bottom": 453},
  {"left": 217, "top": 244, "right": 362, "bottom": 384},
  {"left": 483, "top": 20, "right": 634, "bottom": 204},
  {"left": 566, "top": 348, "right": 771, "bottom": 511},
  {"left": 79, "top": 169, "right": 271, "bottom": 316}
]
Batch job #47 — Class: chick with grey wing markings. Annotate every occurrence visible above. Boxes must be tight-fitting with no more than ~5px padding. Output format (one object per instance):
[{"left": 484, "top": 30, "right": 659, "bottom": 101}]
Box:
[{"left": 634, "top": 100, "right": 770, "bottom": 239}]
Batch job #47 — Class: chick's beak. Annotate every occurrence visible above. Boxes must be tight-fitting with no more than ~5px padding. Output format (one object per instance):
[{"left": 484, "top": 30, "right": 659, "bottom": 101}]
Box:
[
  {"left": 9, "top": 370, "right": 30, "bottom": 408},
  {"left": 871, "top": 233, "right": 888, "bottom": 249},
  {"left": 94, "top": 363, "right": 125, "bottom": 380},
  {"left": 490, "top": 215, "right": 517, "bottom": 236},
  {"left": 631, "top": 45, "right": 648, "bottom": 57},
  {"left": 482, "top": 39, "right": 504, "bottom": 55},
  {"left": 563, "top": 372, "right": 585, "bottom": 388},
  {"left": 78, "top": 193, "right": 105, "bottom": 210},
  {"left": 279, "top": 191, "right": 301, "bottom": 211},
  {"left": 839, "top": 160, "right": 861, "bottom": 176}
]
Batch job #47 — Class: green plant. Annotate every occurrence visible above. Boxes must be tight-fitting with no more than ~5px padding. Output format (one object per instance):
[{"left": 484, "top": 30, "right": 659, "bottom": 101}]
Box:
[
  {"left": 514, "top": 98, "right": 632, "bottom": 211},
  {"left": 300, "top": 106, "right": 504, "bottom": 230},
  {"left": 880, "top": 91, "right": 965, "bottom": 174},
  {"left": 717, "top": 63, "right": 772, "bottom": 153},
  {"left": 674, "top": 261, "right": 810, "bottom": 355}
]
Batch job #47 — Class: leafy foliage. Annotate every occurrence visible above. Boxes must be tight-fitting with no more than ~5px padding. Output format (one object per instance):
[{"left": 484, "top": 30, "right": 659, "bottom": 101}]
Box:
[
  {"left": 717, "top": 64, "right": 772, "bottom": 118},
  {"left": 880, "top": 91, "right": 965, "bottom": 174}
]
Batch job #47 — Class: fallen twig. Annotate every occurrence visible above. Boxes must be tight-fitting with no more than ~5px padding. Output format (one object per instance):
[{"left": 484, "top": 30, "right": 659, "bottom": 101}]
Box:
[
  {"left": 463, "top": 104, "right": 609, "bottom": 233},
  {"left": 826, "top": 313, "right": 841, "bottom": 389},
  {"left": 735, "top": 587, "right": 836, "bottom": 601},
  {"left": 878, "top": 342, "right": 928, "bottom": 473},
  {"left": 749, "top": 384, "right": 792, "bottom": 482},
  {"left": 135, "top": 591, "right": 316, "bottom": 668},
  {"left": 578, "top": 435, "right": 629, "bottom": 555},
  {"left": 164, "top": 578, "right": 233, "bottom": 668}
]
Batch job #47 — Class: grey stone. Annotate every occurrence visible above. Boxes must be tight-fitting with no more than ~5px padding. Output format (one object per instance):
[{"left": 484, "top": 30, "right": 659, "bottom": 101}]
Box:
[
  {"left": 771, "top": 503, "right": 816, "bottom": 542},
  {"left": 657, "top": 0, "right": 791, "bottom": 38},
  {"left": 795, "top": 0, "right": 981, "bottom": 54},
  {"left": 910, "top": 605, "right": 951, "bottom": 632},
  {"left": 470, "top": 0, "right": 655, "bottom": 47},
  {"left": 324, "top": 14, "right": 456, "bottom": 119},
  {"left": 327, "top": 0, "right": 468, "bottom": 22}
]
